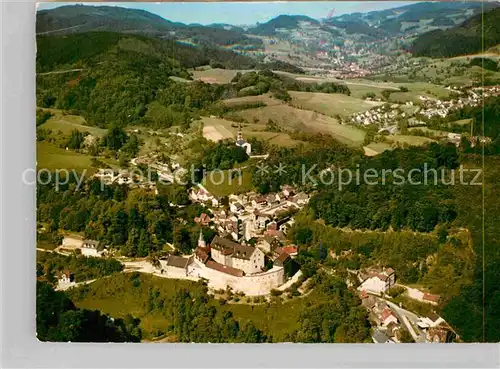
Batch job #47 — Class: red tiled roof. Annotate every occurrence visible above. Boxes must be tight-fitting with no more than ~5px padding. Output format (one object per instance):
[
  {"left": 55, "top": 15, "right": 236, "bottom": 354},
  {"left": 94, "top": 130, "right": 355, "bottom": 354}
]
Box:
[
  {"left": 276, "top": 252, "right": 290, "bottom": 264},
  {"left": 381, "top": 308, "right": 397, "bottom": 322},
  {"left": 195, "top": 247, "right": 210, "bottom": 264},
  {"left": 423, "top": 293, "right": 440, "bottom": 303},
  {"left": 206, "top": 260, "right": 244, "bottom": 277},
  {"left": 282, "top": 245, "right": 298, "bottom": 255}
]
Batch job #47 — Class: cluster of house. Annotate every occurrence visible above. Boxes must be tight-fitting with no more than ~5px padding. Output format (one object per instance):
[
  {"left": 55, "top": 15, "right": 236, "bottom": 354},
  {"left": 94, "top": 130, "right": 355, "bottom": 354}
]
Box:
[
  {"left": 350, "top": 102, "right": 415, "bottom": 127},
  {"left": 362, "top": 295, "right": 404, "bottom": 343},
  {"left": 364, "top": 296, "right": 452, "bottom": 344},
  {"left": 416, "top": 312, "right": 457, "bottom": 343},
  {"left": 419, "top": 86, "right": 500, "bottom": 120},
  {"left": 353, "top": 266, "right": 455, "bottom": 343},
  {"left": 190, "top": 185, "right": 309, "bottom": 243},
  {"left": 93, "top": 168, "right": 158, "bottom": 190}
]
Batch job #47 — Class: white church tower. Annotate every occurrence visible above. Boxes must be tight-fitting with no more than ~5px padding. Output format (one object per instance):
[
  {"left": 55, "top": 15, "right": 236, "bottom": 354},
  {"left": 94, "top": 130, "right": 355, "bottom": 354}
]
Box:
[
  {"left": 198, "top": 229, "right": 206, "bottom": 248},
  {"left": 235, "top": 123, "right": 251, "bottom": 155}
]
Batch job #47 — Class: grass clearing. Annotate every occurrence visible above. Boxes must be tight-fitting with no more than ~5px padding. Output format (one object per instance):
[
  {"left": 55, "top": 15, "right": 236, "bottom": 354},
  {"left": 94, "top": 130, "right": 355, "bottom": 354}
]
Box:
[
  {"left": 222, "top": 93, "right": 282, "bottom": 108},
  {"left": 201, "top": 116, "right": 304, "bottom": 147},
  {"left": 288, "top": 91, "right": 382, "bottom": 118},
  {"left": 191, "top": 67, "right": 253, "bottom": 84},
  {"left": 67, "top": 273, "right": 204, "bottom": 339},
  {"left": 37, "top": 141, "right": 96, "bottom": 174},
  {"left": 363, "top": 142, "right": 392, "bottom": 156},
  {"left": 233, "top": 104, "right": 365, "bottom": 147},
  {"left": 39, "top": 109, "right": 107, "bottom": 137},
  {"left": 202, "top": 167, "right": 253, "bottom": 197},
  {"left": 385, "top": 135, "right": 435, "bottom": 146}
]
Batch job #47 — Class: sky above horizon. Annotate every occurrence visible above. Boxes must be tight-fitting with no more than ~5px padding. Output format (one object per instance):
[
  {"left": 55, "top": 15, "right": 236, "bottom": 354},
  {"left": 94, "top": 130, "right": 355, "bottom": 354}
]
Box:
[{"left": 37, "top": 1, "right": 417, "bottom": 26}]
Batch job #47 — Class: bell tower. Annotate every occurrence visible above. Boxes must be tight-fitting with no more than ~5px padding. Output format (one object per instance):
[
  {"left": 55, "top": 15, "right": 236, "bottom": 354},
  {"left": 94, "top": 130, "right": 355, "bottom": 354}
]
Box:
[{"left": 198, "top": 229, "right": 206, "bottom": 248}]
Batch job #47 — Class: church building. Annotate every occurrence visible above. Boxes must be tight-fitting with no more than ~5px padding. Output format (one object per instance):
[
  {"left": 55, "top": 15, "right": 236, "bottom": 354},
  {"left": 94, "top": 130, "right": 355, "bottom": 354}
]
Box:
[{"left": 235, "top": 123, "right": 251, "bottom": 155}]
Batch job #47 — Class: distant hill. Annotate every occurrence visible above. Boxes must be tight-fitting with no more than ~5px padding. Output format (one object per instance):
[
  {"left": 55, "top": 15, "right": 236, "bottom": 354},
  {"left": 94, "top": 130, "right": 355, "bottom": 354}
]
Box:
[
  {"left": 250, "top": 15, "right": 320, "bottom": 36},
  {"left": 410, "top": 7, "right": 500, "bottom": 58},
  {"left": 324, "top": 1, "right": 499, "bottom": 37},
  {"left": 36, "top": 5, "right": 263, "bottom": 49},
  {"left": 36, "top": 4, "right": 182, "bottom": 34}
]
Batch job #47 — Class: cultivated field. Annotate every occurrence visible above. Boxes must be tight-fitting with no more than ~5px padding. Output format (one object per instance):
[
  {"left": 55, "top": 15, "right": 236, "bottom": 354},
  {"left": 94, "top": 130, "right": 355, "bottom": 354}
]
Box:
[
  {"left": 202, "top": 167, "right": 254, "bottom": 197},
  {"left": 288, "top": 91, "right": 383, "bottom": 118},
  {"left": 385, "top": 135, "right": 435, "bottom": 146},
  {"left": 37, "top": 141, "right": 96, "bottom": 173},
  {"left": 201, "top": 117, "right": 236, "bottom": 141},
  {"left": 232, "top": 104, "right": 366, "bottom": 146},
  {"left": 363, "top": 142, "right": 392, "bottom": 156},
  {"left": 222, "top": 93, "right": 283, "bottom": 108},
  {"left": 201, "top": 116, "right": 304, "bottom": 147},
  {"left": 191, "top": 67, "right": 252, "bottom": 84}
]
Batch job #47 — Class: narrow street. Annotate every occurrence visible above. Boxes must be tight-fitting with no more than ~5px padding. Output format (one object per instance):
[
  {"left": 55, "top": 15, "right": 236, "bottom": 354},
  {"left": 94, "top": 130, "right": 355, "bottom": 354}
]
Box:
[{"left": 383, "top": 299, "right": 426, "bottom": 343}]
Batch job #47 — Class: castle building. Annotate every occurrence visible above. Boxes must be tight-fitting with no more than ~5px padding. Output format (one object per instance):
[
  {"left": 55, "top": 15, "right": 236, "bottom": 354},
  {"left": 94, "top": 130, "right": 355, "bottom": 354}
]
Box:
[
  {"left": 210, "top": 236, "right": 264, "bottom": 275},
  {"left": 235, "top": 123, "right": 251, "bottom": 155}
]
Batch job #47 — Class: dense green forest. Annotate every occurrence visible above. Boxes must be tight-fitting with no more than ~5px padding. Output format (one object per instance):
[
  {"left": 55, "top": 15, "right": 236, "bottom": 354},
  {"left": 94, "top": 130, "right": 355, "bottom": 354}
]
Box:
[
  {"left": 250, "top": 134, "right": 360, "bottom": 194},
  {"left": 37, "top": 252, "right": 123, "bottom": 284},
  {"left": 36, "top": 32, "right": 307, "bottom": 128},
  {"left": 37, "top": 281, "right": 142, "bottom": 342},
  {"left": 37, "top": 175, "right": 205, "bottom": 256},
  {"left": 308, "top": 143, "right": 459, "bottom": 232},
  {"left": 441, "top": 155, "right": 500, "bottom": 342},
  {"left": 410, "top": 7, "right": 500, "bottom": 57},
  {"left": 230, "top": 70, "right": 351, "bottom": 100}
]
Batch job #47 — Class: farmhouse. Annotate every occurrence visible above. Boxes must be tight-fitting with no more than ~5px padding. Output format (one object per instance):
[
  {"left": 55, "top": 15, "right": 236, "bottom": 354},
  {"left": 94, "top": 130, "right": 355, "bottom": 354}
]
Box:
[
  {"left": 81, "top": 239, "right": 106, "bottom": 257},
  {"left": 357, "top": 267, "right": 395, "bottom": 295},
  {"left": 57, "top": 270, "right": 75, "bottom": 290},
  {"left": 161, "top": 255, "right": 193, "bottom": 278}
]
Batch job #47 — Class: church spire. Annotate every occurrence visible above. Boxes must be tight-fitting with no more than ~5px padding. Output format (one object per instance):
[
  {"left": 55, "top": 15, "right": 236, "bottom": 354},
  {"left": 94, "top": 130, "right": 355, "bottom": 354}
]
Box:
[
  {"left": 198, "top": 229, "right": 206, "bottom": 248},
  {"left": 237, "top": 122, "right": 243, "bottom": 142}
]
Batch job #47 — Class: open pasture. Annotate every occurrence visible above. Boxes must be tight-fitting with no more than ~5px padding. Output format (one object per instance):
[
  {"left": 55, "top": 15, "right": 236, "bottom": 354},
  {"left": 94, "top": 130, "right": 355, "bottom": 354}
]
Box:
[
  {"left": 39, "top": 109, "right": 107, "bottom": 137},
  {"left": 288, "top": 91, "right": 382, "bottom": 118}
]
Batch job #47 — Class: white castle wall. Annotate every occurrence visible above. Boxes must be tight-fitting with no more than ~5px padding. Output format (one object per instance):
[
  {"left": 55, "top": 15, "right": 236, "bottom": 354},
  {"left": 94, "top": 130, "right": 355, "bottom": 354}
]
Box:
[{"left": 191, "top": 261, "right": 285, "bottom": 296}]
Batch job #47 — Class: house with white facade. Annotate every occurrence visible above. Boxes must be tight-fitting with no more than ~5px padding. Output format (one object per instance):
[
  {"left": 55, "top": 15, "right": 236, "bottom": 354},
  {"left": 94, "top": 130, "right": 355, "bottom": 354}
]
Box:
[
  {"left": 57, "top": 270, "right": 75, "bottom": 290},
  {"left": 160, "top": 255, "right": 193, "bottom": 278},
  {"left": 357, "top": 267, "right": 395, "bottom": 295},
  {"left": 211, "top": 236, "right": 265, "bottom": 275},
  {"left": 81, "top": 239, "right": 106, "bottom": 257}
]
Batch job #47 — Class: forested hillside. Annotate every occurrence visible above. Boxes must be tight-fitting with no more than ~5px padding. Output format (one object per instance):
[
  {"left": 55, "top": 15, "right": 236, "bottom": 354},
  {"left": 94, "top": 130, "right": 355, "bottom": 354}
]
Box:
[
  {"left": 250, "top": 15, "right": 319, "bottom": 36},
  {"left": 410, "top": 7, "right": 500, "bottom": 57},
  {"left": 37, "top": 281, "right": 142, "bottom": 342},
  {"left": 36, "top": 4, "right": 264, "bottom": 49},
  {"left": 36, "top": 32, "right": 254, "bottom": 127}
]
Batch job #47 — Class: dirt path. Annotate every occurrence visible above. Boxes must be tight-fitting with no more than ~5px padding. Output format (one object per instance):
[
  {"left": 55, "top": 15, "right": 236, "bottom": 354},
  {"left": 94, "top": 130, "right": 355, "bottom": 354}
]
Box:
[
  {"left": 36, "top": 24, "right": 85, "bottom": 35},
  {"left": 37, "top": 68, "right": 86, "bottom": 76}
]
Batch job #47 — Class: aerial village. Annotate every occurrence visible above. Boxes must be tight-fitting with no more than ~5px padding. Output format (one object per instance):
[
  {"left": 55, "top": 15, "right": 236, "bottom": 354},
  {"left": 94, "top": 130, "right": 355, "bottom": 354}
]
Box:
[{"left": 45, "top": 125, "right": 459, "bottom": 344}]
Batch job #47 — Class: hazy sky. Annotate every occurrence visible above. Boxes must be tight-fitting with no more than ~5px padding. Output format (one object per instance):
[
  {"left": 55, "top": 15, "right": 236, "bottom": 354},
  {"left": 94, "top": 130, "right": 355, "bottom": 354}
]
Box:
[{"left": 37, "top": 2, "right": 417, "bottom": 26}]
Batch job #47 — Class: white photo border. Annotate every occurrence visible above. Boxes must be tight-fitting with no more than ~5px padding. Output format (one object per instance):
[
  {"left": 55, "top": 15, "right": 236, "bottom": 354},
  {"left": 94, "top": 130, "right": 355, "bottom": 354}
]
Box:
[{"left": 1, "top": 1, "right": 499, "bottom": 368}]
